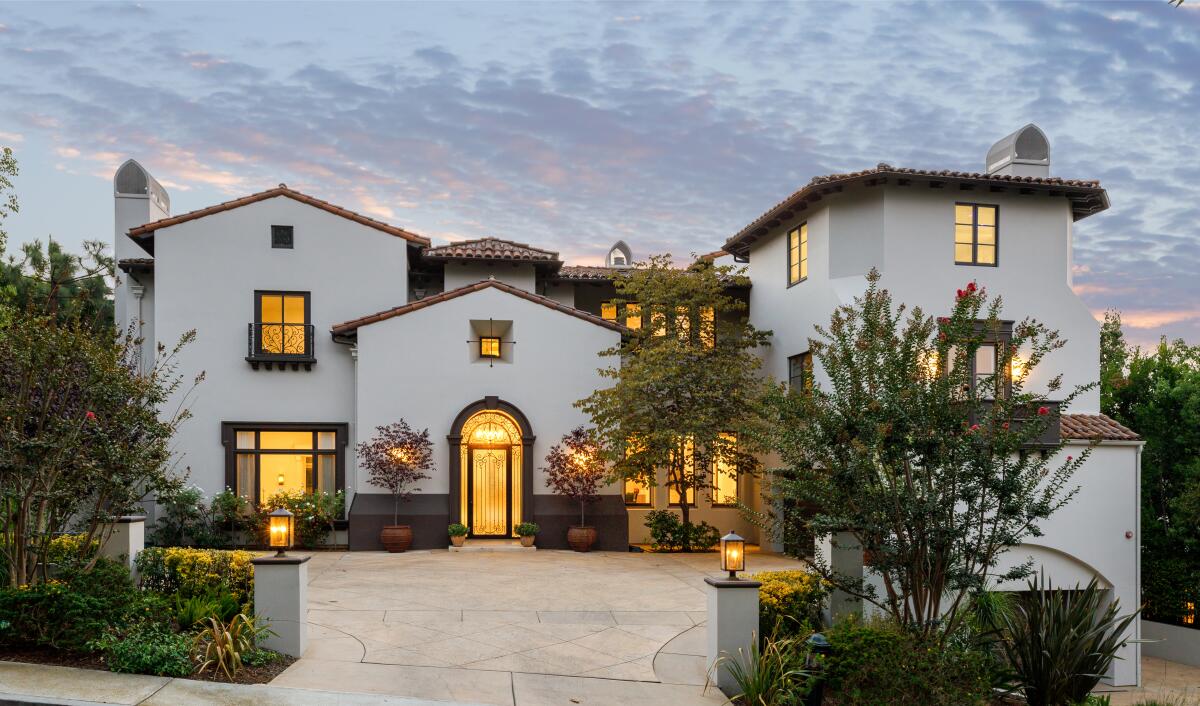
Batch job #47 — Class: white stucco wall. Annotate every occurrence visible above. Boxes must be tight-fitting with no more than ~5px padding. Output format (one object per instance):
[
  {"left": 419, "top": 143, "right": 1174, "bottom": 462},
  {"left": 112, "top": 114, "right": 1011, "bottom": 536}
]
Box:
[
  {"left": 151, "top": 195, "right": 412, "bottom": 496},
  {"left": 747, "top": 185, "right": 1101, "bottom": 413},
  {"left": 443, "top": 262, "right": 537, "bottom": 292},
  {"left": 352, "top": 285, "right": 621, "bottom": 497}
]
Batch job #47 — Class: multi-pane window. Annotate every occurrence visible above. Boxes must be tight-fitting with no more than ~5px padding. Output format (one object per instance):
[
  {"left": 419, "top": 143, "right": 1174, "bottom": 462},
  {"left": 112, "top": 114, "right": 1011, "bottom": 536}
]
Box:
[
  {"left": 601, "top": 302, "right": 618, "bottom": 321},
  {"left": 624, "top": 479, "right": 651, "bottom": 506},
  {"left": 712, "top": 432, "right": 739, "bottom": 506},
  {"left": 256, "top": 292, "right": 309, "bottom": 356},
  {"left": 234, "top": 428, "right": 337, "bottom": 504},
  {"left": 788, "top": 352, "right": 813, "bottom": 392},
  {"left": 974, "top": 343, "right": 997, "bottom": 391},
  {"left": 480, "top": 337, "right": 501, "bottom": 358},
  {"left": 788, "top": 223, "right": 808, "bottom": 285},
  {"left": 699, "top": 307, "right": 715, "bottom": 348},
  {"left": 669, "top": 438, "right": 696, "bottom": 506},
  {"left": 271, "top": 225, "right": 294, "bottom": 249},
  {"left": 954, "top": 204, "right": 998, "bottom": 266},
  {"left": 625, "top": 303, "right": 642, "bottom": 330}
]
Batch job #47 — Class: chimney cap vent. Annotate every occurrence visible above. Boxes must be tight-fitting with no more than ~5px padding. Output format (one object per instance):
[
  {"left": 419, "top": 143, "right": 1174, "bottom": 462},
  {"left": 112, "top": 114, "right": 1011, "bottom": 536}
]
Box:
[
  {"left": 986, "top": 124, "right": 1050, "bottom": 177},
  {"left": 114, "top": 159, "right": 171, "bottom": 211}
]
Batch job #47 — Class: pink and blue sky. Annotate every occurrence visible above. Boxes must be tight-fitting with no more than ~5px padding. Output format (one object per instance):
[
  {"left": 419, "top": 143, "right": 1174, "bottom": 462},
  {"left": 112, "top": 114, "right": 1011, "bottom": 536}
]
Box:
[{"left": 0, "top": 1, "right": 1196, "bottom": 346}]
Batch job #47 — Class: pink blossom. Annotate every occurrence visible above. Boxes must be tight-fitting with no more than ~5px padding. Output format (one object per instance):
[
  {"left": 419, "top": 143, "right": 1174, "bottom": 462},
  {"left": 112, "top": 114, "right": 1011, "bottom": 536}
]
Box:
[
  {"left": 85, "top": 411, "right": 96, "bottom": 421},
  {"left": 966, "top": 281, "right": 977, "bottom": 293},
  {"left": 1037, "top": 406, "right": 1049, "bottom": 416},
  {"left": 1001, "top": 422, "right": 1010, "bottom": 430}
]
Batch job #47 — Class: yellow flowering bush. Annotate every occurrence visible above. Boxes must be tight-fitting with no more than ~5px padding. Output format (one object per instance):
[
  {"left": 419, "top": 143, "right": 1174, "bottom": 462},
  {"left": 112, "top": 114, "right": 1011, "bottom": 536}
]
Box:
[
  {"left": 754, "top": 569, "right": 827, "bottom": 637},
  {"left": 135, "top": 547, "right": 255, "bottom": 604},
  {"left": 46, "top": 533, "right": 100, "bottom": 566}
]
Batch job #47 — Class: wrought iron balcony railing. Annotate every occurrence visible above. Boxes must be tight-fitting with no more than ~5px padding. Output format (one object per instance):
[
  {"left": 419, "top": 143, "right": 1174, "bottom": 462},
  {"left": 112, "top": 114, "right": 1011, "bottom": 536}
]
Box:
[{"left": 246, "top": 323, "right": 316, "bottom": 370}]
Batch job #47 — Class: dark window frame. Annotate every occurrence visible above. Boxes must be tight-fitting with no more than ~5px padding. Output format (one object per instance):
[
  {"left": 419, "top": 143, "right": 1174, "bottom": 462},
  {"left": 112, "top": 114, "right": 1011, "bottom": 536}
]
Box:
[
  {"left": 480, "top": 336, "right": 501, "bottom": 358},
  {"left": 271, "top": 225, "right": 294, "bottom": 249},
  {"left": 252, "top": 290, "right": 312, "bottom": 359},
  {"left": 623, "top": 478, "right": 653, "bottom": 508},
  {"left": 787, "top": 222, "right": 808, "bottom": 287},
  {"left": 788, "top": 351, "right": 813, "bottom": 392},
  {"left": 954, "top": 203, "right": 999, "bottom": 268},
  {"left": 710, "top": 433, "right": 740, "bottom": 508},
  {"left": 956, "top": 320, "right": 1014, "bottom": 398},
  {"left": 220, "top": 422, "right": 349, "bottom": 521}
]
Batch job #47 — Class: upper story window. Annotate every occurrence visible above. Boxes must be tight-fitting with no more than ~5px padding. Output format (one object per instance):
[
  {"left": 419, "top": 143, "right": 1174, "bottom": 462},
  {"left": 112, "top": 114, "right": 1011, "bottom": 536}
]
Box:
[
  {"left": 954, "top": 204, "right": 997, "bottom": 266},
  {"left": 788, "top": 223, "right": 808, "bottom": 285},
  {"left": 625, "top": 303, "right": 642, "bottom": 330},
  {"left": 601, "top": 302, "right": 617, "bottom": 321},
  {"left": 480, "top": 337, "right": 501, "bottom": 358},
  {"left": 271, "top": 225, "right": 294, "bottom": 249},
  {"left": 249, "top": 291, "right": 313, "bottom": 369},
  {"left": 788, "top": 351, "right": 813, "bottom": 392}
]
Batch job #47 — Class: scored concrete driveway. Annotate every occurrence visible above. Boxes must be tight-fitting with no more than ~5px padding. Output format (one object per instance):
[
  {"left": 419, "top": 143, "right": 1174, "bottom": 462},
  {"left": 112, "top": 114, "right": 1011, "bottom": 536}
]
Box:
[{"left": 270, "top": 548, "right": 806, "bottom": 705}]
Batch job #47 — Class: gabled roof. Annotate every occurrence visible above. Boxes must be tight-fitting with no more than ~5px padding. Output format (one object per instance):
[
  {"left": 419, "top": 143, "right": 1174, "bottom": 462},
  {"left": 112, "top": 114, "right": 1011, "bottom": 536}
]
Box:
[
  {"left": 423, "top": 237, "right": 561, "bottom": 264},
  {"left": 724, "top": 163, "right": 1109, "bottom": 256},
  {"left": 331, "top": 279, "right": 627, "bottom": 336},
  {"left": 126, "top": 185, "right": 431, "bottom": 247},
  {"left": 1060, "top": 413, "right": 1139, "bottom": 442}
]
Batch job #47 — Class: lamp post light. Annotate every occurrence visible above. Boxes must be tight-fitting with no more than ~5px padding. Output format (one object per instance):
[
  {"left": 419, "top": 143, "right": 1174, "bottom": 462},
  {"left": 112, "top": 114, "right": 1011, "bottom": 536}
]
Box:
[
  {"left": 804, "top": 632, "right": 832, "bottom": 706},
  {"left": 720, "top": 530, "right": 746, "bottom": 579},
  {"left": 268, "top": 507, "right": 295, "bottom": 557}
]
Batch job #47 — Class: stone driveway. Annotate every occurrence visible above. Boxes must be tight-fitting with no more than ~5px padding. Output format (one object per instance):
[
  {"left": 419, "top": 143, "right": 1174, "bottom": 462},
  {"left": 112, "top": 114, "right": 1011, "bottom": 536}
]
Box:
[{"left": 270, "top": 548, "right": 806, "bottom": 705}]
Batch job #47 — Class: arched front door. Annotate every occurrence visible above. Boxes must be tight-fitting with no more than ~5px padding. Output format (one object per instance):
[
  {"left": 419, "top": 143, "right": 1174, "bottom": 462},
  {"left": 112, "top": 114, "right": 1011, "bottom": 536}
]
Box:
[{"left": 457, "top": 408, "right": 525, "bottom": 538}]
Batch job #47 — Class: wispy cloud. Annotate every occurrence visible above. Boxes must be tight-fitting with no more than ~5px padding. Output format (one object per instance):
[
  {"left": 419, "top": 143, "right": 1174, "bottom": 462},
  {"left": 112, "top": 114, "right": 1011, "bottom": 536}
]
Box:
[{"left": 0, "top": 1, "right": 1196, "bottom": 342}]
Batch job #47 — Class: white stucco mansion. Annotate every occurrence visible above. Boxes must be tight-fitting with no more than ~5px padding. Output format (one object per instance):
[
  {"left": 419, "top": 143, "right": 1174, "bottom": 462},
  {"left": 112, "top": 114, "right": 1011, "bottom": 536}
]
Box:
[{"left": 113, "top": 125, "right": 1142, "bottom": 684}]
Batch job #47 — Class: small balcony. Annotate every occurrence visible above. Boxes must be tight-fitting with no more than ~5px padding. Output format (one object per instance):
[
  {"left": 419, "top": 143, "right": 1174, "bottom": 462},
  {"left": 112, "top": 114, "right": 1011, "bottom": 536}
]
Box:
[
  {"left": 968, "top": 399, "right": 1062, "bottom": 448},
  {"left": 246, "top": 323, "right": 316, "bottom": 371}
]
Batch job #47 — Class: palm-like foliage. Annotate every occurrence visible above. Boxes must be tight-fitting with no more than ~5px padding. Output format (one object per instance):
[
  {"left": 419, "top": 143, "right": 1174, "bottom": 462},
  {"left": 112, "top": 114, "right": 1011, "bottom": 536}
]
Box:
[
  {"left": 193, "top": 613, "right": 273, "bottom": 680},
  {"left": 998, "top": 574, "right": 1140, "bottom": 706}
]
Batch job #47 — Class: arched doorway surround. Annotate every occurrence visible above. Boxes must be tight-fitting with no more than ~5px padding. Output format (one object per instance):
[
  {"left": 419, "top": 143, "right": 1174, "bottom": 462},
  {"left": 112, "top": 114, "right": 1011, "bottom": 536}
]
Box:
[{"left": 448, "top": 397, "right": 535, "bottom": 537}]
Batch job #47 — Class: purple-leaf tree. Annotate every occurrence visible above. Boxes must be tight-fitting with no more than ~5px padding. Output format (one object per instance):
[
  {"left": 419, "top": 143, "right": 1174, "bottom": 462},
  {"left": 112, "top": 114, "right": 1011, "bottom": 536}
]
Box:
[
  {"left": 358, "top": 420, "right": 433, "bottom": 526},
  {"left": 543, "top": 426, "right": 606, "bottom": 527}
]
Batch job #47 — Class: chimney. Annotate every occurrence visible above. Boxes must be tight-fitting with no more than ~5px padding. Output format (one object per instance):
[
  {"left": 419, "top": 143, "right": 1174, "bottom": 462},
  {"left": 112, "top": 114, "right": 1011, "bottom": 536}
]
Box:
[
  {"left": 113, "top": 159, "right": 169, "bottom": 352},
  {"left": 985, "top": 124, "right": 1050, "bottom": 178}
]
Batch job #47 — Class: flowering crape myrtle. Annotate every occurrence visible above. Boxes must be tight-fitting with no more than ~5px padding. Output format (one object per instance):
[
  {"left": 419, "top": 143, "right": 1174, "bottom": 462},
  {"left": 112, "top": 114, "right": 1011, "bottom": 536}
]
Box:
[{"left": 760, "top": 268, "right": 1093, "bottom": 644}]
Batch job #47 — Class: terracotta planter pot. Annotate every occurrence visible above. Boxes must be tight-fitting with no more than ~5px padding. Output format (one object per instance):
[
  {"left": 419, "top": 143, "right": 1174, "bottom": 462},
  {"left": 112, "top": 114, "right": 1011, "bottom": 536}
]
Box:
[
  {"left": 519, "top": 535, "right": 535, "bottom": 548},
  {"left": 380, "top": 525, "right": 413, "bottom": 553},
  {"left": 567, "top": 526, "right": 597, "bottom": 553},
  {"left": 450, "top": 535, "right": 466, "bottom": 547}
]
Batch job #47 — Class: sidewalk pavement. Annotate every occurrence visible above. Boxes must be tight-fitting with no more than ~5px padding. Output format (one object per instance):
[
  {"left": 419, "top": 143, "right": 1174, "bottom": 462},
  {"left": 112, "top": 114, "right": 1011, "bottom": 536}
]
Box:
[{"left": 0, "top": 660, "right": 483, "bottom": 706}]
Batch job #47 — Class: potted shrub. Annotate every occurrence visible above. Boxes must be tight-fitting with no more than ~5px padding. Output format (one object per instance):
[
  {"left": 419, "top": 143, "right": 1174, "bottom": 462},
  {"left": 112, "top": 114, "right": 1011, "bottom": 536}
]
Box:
[
  {"left": 515, "top": 522, "right": 539, "bottom": 548},
  {"left": 357, "top": 420, "right": 433, "bottom": 553},
  {"left": 448, "top": 523, "right": 468, "bottom": 547},
  {"left": 543, "top": 427, "right": 606, "bottom": 552}
]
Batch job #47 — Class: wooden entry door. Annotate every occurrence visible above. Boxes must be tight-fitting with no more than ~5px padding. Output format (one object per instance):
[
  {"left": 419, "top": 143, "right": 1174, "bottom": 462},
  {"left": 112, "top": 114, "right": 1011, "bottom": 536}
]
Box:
[{"left": 469, "top": 447, "right": 510, "bottom": 537}]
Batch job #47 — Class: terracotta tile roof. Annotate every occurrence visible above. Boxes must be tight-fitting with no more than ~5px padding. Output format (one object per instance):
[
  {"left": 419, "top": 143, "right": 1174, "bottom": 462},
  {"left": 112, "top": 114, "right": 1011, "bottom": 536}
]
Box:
[
  {"left": 697, "top": 250, "right": 731, "bottom": 262},
  {"left": 423, "top": 237, "right": 561, "bottom": 263},
  {"left": 117, "top": 257, "right": 155, "bottom": 273},
  {"left": 724, "top": 163, "right": 1109, "bottom": 256},
  {"left": 556, "top": 265, "right": 622, "bottom": 280},
  {"left": 126, "top": 185, "right": 430, "bottom": 246},
  {"left": 1060, "top": 413, "right": 1140, "bottom": 442},
  {"left": 331, "top": 278, "right": 627, "bottom": 336}
]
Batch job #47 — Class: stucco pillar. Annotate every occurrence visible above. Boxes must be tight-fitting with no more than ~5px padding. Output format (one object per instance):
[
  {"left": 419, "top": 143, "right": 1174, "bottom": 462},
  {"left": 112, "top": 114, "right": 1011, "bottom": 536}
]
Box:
[
  {"left": 99, "top": 515, "right": 145, "bottom": 580},
  {"left": 705, "top": 576, "right": 762, "bottom": 696},
  {"left": 251, "top": 555, "right": 309, "bottom": 657},
  {"left": 818, "top": 531, "right": 863, "bottom": 625}
]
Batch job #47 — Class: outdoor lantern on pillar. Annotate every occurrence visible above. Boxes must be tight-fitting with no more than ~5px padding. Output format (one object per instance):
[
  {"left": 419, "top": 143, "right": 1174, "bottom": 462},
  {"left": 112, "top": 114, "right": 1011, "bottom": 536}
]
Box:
[
  {"left": 720, "top": 530, "right": 746, "bottom": 579},
  {"left": 268, "top": 507, "right": 294, "bottom": 557}
]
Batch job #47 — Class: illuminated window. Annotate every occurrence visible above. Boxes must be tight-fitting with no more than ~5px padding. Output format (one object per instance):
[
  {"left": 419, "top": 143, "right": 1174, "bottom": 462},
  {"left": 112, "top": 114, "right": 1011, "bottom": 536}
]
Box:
[
  {"left": 624, "top": 479, "right": 651, "bottom": 506},
  {"left": 256, "top": 291, "right": 309, "bottom": 356},
  {"left": 712, "top": 433, "right": 739, "bottom": 506},
  {"left": 625, "top": 303, "right": 642, "bottom": 330},
  {"left": 975, "top": 343, "right": 997, "bottom": 391},
  {"left": 480, "top": 336, "right": 501, "bottom": 358},
  {"left": 228, "top": 426, "right": 341, "bottom": 507},
  {"left": 675, "top": 306, "right": 691, "bottom": 341},
  {"left": 788, "top": 223, "right": 808, "bottom": 285},
  {"left": 651, "top": 308, "right": 667, "bottom": 337},
  {"left": 669, "top": 438, "right": 696, "bottom": 506},
  {"left": 601, "top": 302, "right": 618, "bottom": 321},
  {"left": 955, "top": 204, "right": 998, "bottom": 266},
  {"left": 788, "top": 352, "right": 813, "bottom": 392},
  {"left": 1185, "top": 602, "right": 1196, "bottom": 625},
  {"left": 700, "top": 307, "right": 715, "bottom": 348}
]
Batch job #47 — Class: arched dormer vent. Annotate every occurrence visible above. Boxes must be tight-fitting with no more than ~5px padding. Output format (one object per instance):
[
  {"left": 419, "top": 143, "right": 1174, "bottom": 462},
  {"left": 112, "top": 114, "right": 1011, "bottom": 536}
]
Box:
[
  {"left": 985, "top": 124, "right": 1050, "bottom": 178},
  {"left": 606, "top": 240, "right": 633, "bottom": 268},
  {"left": 114, "top": 159, "right": 171, "bottom": 212}
]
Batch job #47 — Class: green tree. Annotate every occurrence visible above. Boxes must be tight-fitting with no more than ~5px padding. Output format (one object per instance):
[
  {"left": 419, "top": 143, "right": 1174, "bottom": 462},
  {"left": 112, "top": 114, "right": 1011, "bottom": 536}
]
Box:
[
  {"left": 1099, "top": 310, "right": 1128, "bottom": 416},
  {"left": 758, "top": 270, "right": 1090, "bottom": 643},
  {"left": 1103, "top": 327, "right": 1200, "bottom": 622},
  {"left": 576, "top": 255, "right": 771, "bottom": 549},
  {"left": 0, "top": 239, "right": 115, "bottom": 327},
  {"left": 0, "top": 146, "right": 17, "bottom": 254},
  {"left": 0, "top": 308, "right": 200, "bottom": 586}
]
